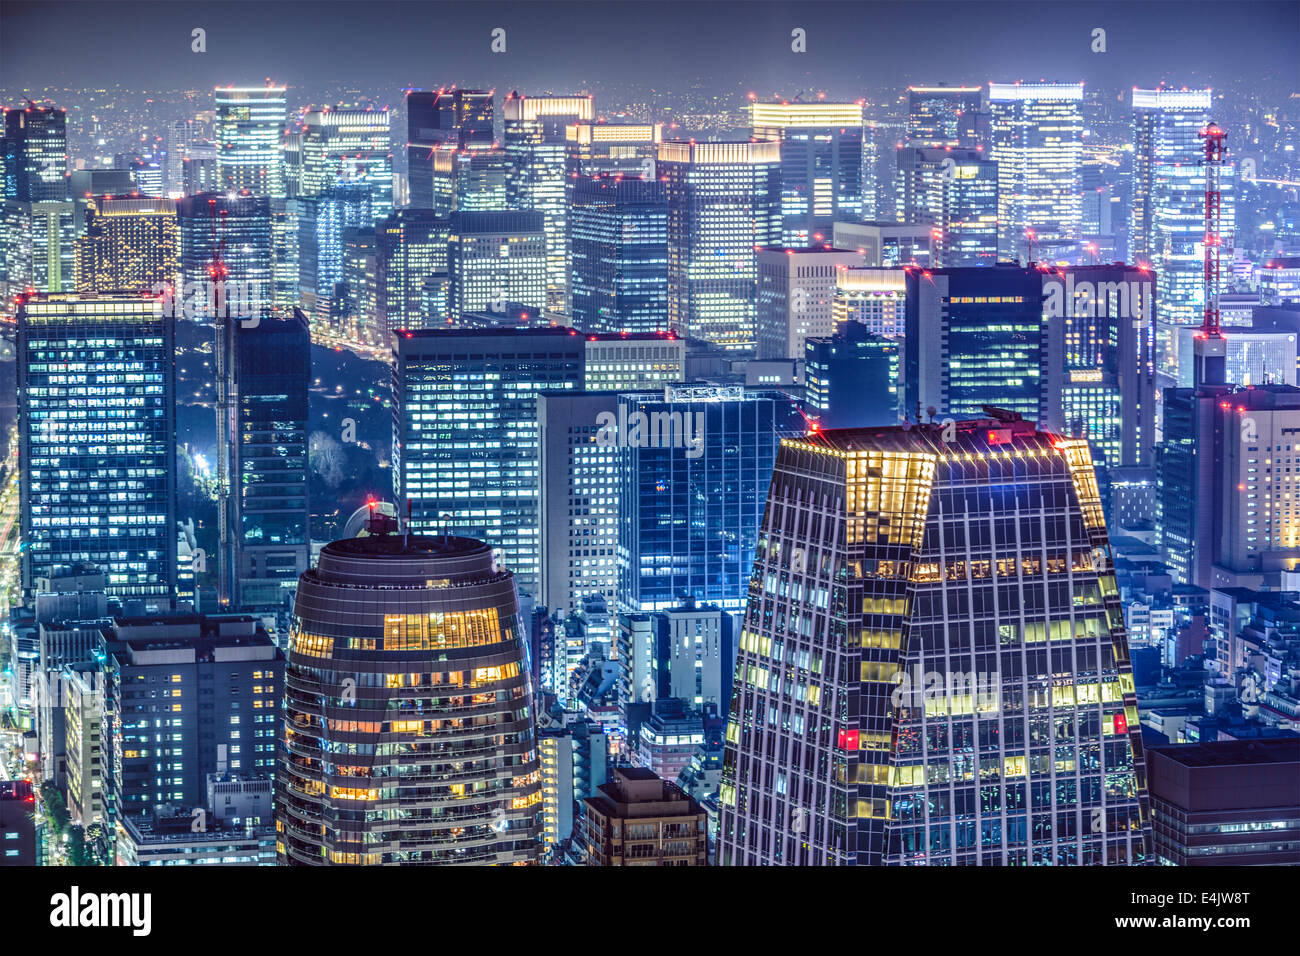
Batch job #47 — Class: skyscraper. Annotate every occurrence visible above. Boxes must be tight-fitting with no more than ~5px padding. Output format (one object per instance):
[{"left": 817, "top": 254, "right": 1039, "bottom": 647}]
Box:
[
  {"left": 374, "top": 208, "right": 449, "bottom": 338},
  {"left": 216, "top": 310, "right": 311, "bottom": 611},
  {"left": 568, "top": 175, "right": 668, "bottom": 334},
  {"left": 930, "top": 152, "right": 999, "bottom": 267},
  {"left": 277, "top": 532, "right": 542, "bottom": 865},
  {"left": 74, "top": 196, "right": 179, "bottom": 292},
  {"left": 446, "top": 210, "right": 547, "bottom": 317},
  {"left": 296, "top": 107, "right": 394, "bottom": 222},
  {"left": 538, "top": 390, "right": 620, "bottom": 616},
  {"left": 749, "top": 101, "right": 865, "bottom": 245},
  {"left": 904, "top": 263, "right": 1065, "bottom": 424},
  {"left": 1131, "top": 89, "right": 1234, "bottom": 325},
  {"left": 392, "top": 327, "right": 585, "bottom": 596},
  {"left": 988, "top": 83, "right": 1084, "bottom": 260},
  {"left": 18, "top": 292, "right": 176, "bottom": 601},
  {"left": 804, "top": 320, "right": 901, "bottom": 428},
  {"left": 177, "top": 191, "right": 274, "bottom": 320},
  {"left": 214, "top": 86, "right": 286, "bottom": 198},
  {"left": 616, "top": 384, "right": 803, "bottom": 613},
  {"left": 504, "top": 93, "right": 595, "bottom": 314},
  {"left": 3, "top": 104, "right": 67, "bottom": 201},
  {"left": 905, "top": 86, "right": 984, "bottom": 149},
  {"left": 405, "top": 88, "right": 494, "bottom": 209},
  {"left": 659, "top": 140, "right": 782, "bottom": 351},
  {"left": 296, "top": 181, "right": 373, "bottom": 323},
  {"left": 719, "top": 412, "right": 1153, "bottom": 865},
  {"left": 756, "top": 246, "right": 865, "bottom": 359}
]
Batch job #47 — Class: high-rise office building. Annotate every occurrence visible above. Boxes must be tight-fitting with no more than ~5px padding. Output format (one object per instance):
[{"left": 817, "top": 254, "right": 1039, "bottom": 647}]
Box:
[
  {"left": 504, "top": 93, "right": 594, "bottom": 314},
  {"left": 756, "top": 246, "right": 865, "bottom": 359},
  {"left": 18, "top": 292, "right": 176, "bottom": 601},
  {"left": 832, "top": 220, "right": 934, "bottom": 268},
  {"left": 659, "top": 140, "right": 782, "bottom": 351},
  {"left": 1158, "top": 384, "right": 1300, "bottom": 592},
  {"left": 296, "top": 182, "right": 373, "bottom": 323},
  {"left": 446, "top": 209, "right": 547, "bottom": 317},
  {"left": 295, "top": 107, "right": 394, "bottom": 222},
  {"left": 930, "top": 152, "right": 999, "bottom": 267},
  {"left": 719, "top": 412, "right": 1153, "bottom": 865},
  {"left": 988, "top": 83, "right": 1084, "bottom": 259},
  {"left": 3, "top": 104, "right": 67, "bottom": 201},
  {"left": 904, "top": 263, "right": 1065, "bottom": 424},
  {"left": 582, "top": 332, "right": 685, "bottom": 391},
  {"left": 177, "top": 191, "right": 274, "bottom": 320},
  {"left": 405, "top": 88, "right": 494, "bottom": 209},
  {"left": 216, "top": 310, "right": 311, "bottom": 611},
  {"left": 905, "top": 86, "right": 984, "bottom": 149},
  {"left": 107, "top": 613, "right": 282, "bottom": 824},
  {"left": 374, "top": 208, "right": 448, "bottom": 337},
  {"left": 1056, "top": 264, "right": 1158, "bottom": 469},
  {"left": 538, "top": 390, "right": 620, "bottom": 616},
  {"left": 74, "top": 196, "right": 179, "bottom": 292},
  {"left": 616, "top": 384, "right": 804, "bottom": 613},
  {"left": 1131, "top": 89, "right": 1235, "bottom": 325},
  {"left": 214, "top": 86, "right": 286, "bottom": 198},
  {"left": 804, "top": 321, "right": 901, "bottom": 428},
  {"left": 277, "top": 532, "right": 542, "bottom": 865},
  {"left": 2, "top": 199, "right": 75, "bottom": 294},
  {"left": 428, "top": 146, "right": 511, "bottom": 215},
  {"left": 569, "top": 175, "right": 668, "bottom": 334},
  {"left": 392, "top": 327, "right": 585, "bottom": 596},
  {"left": 749, "top": 102, "right": 865, "bottom": 245},
  {"left": 830, "top": 267, "right": 907, "bottom": 336}
]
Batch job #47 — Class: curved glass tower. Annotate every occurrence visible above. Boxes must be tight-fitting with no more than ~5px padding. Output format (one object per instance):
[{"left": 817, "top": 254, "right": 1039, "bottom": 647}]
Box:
[{"left": 277, "top": 533, "right": 542, "bottom": 865}]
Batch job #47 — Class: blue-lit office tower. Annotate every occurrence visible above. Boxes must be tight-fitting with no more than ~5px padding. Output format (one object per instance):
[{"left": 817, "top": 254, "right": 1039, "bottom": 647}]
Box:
[
  {"left": 1056, "top": 265, "right": 1157, "bottom": 469},
  {"left": 447, "top": 210, "right": 547, "bottom": 317},
  {"left": 804, "top": 321, "right": 900, "bottom": 428},
  {"left": 1131, "top": 89, "right": 1234, "bottom": 326},
  {"left": 905, "top": 86, "right": 984, "bottom": 148},
  {"left": 659, "top": 141, "right": 782, "bottom": 352},
  {"left": 749, "top": 102, "right": 865, "bottom": 246},
  {"left": 295, "top": 107, "right": 393, "bottom": 223},
  {"left": 3, "top": 104, "right": 67, "bottom": 200},
  {"left": 216, "top": 310, "right": 311, "bottom": 611},
  {"left": 569, "top": 176, "right": 667, "bottom": 334},
  {"left": 616, "top": 385, "right": 804, "bottom": 614},
  {"left": 504, "top": 93, "right": 595, "bottom": 314},
  {"left": 2, "top": 105, "right": 72, "bottom": 297},
  {"left": 375, "top": 209, "right": 449, "bottom": 335},
  {"left": 177, "top": 192, "right": 274, "bottom": 320},
  {"left": 297, "top": 182, "right": 373, "bottom": 325},
  {"left": 988, "top": 83, "right": 1084, "bottom": 260},
  {"left": 18, "top": 293, "right": 176, "bottom": 601},
  {"left": 904, "top": 264, "right": 1065, "bottom": 424},
  {"left": 214, "top": 86, "right": 286, "bottom": 197},
  {"left": 405, "top": 88, "right": 494, "bottom": 210},
  {"left": 392, "top": 328, "right": 585, "bottom": 596},
  {"left": 930, "top": 153, "right": 999, "bottom": 267}
]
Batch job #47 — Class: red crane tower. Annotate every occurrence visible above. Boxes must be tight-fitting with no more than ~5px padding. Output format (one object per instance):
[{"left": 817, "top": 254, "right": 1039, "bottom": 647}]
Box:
[
  {"left": 1200, "top": 122, "right": 1228, "bottom": 336},
  {"left": 1193, "top": 122, "right": 1229, "bottom": 387}
]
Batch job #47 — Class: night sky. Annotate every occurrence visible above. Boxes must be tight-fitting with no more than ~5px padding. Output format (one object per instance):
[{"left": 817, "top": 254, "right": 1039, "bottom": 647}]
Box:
[{"left": 1, "top": 0, "right": 1297, "bottom": 93}]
